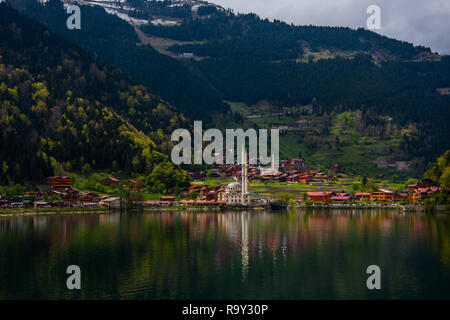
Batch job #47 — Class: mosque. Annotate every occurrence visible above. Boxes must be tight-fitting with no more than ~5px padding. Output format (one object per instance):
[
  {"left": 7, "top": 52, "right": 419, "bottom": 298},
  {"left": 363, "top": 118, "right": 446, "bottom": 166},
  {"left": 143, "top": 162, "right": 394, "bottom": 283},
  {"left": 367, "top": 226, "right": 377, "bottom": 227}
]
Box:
[{"left": 218, "top": 148, "right": 252, "bottom": 205}]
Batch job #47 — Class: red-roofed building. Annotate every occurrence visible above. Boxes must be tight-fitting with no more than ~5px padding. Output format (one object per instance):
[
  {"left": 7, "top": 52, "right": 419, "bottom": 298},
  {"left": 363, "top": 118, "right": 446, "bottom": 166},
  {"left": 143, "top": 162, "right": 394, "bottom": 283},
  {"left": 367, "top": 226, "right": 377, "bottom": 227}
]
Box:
[
  {"left": 370, "top": 189, "right": 395, "bottom": 202},
  {"left": 124, "top": 180, "right": 137, "bottom": 189},
  {"left": 102, "top": 177, "right": 119, "bottom": 187},
  {"left": 308, "top": 192, "right": 333, "bottom": 202},
  {"left": 354, "top": 192, "right": 370, "bottom": 201},
  {"left": 330, "top": 195, "right": 351, "bottom": 203},
  {"left": 160, "top": 196, "right": 176, "bottom": 202},
  {"left": 47, "top": 176, "right": 72, "bottom": 189}
]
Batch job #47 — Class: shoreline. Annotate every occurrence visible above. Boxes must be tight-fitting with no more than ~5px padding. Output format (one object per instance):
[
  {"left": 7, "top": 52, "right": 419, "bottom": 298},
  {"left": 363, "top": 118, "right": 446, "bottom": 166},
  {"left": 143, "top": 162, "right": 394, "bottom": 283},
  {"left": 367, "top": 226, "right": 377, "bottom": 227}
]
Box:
[
  {"left": 0, "top": 207, "right": 107, "bottom": 217},
  {"left": 1, "top": 204, "right": 448, "bottom": 217}
]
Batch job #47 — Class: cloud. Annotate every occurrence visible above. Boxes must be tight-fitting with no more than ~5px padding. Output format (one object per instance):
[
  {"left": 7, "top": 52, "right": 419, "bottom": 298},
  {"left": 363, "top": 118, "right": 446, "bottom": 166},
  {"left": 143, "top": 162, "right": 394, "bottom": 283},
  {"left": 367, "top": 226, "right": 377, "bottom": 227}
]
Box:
[{"left": 213, "top": 0, "right": 450, "bottom": 54}]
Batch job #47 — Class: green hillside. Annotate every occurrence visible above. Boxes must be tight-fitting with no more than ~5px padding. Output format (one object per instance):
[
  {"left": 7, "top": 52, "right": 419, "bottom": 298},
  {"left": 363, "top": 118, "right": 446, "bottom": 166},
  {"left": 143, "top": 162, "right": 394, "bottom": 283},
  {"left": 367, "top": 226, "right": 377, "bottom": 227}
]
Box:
[
  {"left": 0, "top": 3, "right": 187, "bottom": 184},
  {"left": 227, "top": 100, "right": 419, "bottom": 177},
  {"left": 8, "top": 0, "right": 229, "bottom": 123},
  {"left": 8, "top": 0, "right": 450, "bottom": 174}
]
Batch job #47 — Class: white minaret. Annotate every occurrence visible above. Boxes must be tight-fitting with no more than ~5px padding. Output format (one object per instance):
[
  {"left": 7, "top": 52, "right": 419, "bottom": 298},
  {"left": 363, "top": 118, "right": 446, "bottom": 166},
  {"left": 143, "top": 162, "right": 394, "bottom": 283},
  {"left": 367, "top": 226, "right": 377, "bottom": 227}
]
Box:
[{"left": 241, "top": 145, "right": 248, "bottom": 204}]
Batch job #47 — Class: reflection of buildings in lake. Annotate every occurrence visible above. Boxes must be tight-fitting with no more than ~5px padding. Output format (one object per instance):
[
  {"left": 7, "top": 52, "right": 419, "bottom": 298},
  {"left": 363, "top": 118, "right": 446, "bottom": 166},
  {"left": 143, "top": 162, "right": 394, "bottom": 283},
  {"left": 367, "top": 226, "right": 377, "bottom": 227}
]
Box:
[
  {"left": 241, "top": 213, "right": 249, "bottom": 280},
  {"left": 99, "top": 212, "right": 121, "bottom": 225},
  {"left": 126, "top": 211, "right": 441, "bottom": 271}
]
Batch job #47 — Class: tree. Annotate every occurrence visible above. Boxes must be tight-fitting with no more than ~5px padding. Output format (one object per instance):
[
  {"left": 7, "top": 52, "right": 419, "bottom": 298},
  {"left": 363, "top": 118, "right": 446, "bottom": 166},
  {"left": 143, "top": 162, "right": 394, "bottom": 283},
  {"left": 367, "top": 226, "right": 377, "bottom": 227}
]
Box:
[
  {"left": 425, "top": 150, "right": 450, "bottom": 187},
  {"left": 135, "top": 177, "right": 145, "bottom": 191},
  {"left": 6, "top": 184, "right": 26, "bottom": 196},
  {"left": 361, "top": 176, "right": 368, "bottom": 188},
  {"left": 174, "top": 185, "right": 181, "bottom": 196},
  {"left": 279, "top": 193, "right": 293, "bottom": 202},
  {"left": 146, "top": 161, "right": 190, "bottom": 193},
  {"left": 440, "top": 167, "right": 450, "bottom": 188},
  {"left": 405, "top": 178, "right": 418, "bottom": 188},
  {"left": 189, "top": 191, "right": 198, "bottom": 200},
  {"left": 81, "top": 164, "right": 92, "bottom": 175}
]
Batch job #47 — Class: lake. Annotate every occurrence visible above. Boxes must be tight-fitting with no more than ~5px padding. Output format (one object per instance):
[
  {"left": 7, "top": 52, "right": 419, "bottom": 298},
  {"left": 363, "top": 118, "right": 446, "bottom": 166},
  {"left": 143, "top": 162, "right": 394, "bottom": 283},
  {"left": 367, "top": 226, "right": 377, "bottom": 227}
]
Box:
[{"left": 0, "top": 209, "right": 449, "bottom": 299}]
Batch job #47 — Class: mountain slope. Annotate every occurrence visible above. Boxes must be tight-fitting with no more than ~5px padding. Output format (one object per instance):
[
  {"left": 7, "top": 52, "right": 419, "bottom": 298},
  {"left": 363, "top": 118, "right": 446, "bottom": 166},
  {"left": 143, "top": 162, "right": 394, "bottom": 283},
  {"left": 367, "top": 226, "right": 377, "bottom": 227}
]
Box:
[
  {"left": 9, "top": 0, "right": 450, "bottom": 171},
  {"left": 0, "top": 3, "right": 186, "bottom": 184},
  {"left": 9, "top": 0, "right": 229, "bottom": 123},
  {"left": 136, "top": 0, "right": 450, "bottom": 167}
]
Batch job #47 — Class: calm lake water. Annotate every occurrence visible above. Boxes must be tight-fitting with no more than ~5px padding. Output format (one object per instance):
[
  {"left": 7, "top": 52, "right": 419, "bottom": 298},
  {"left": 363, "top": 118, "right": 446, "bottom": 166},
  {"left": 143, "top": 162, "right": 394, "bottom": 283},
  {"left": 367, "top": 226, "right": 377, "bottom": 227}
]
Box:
[{"left": 0, "top": 209, "right": 449, "bottom": 299}]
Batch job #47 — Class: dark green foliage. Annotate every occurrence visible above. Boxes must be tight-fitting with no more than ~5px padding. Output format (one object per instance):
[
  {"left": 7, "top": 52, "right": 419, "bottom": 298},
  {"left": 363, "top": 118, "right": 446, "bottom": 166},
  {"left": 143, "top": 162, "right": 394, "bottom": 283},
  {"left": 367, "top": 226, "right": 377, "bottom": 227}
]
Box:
[
  {"left": 0, "top": 3, "right": 187, "bottom": 183},
  {"left": 8, "top": 0, "right": 450, "bottom": 169},
  {"left": 147, "top": 11, "right": 427, "bottom": 59},
  {"left": 425, "top": 150, "right": 450, "bottom": 188},
  {"left": 9, "top": 0, "right": 229, "bottom": 122},
  {"left": 145, "top": 161, "right": 191, "bottom": 194},
  {"left": 198, "top": 5, "right": 218, "bottom": 16},
  {"left": 140, "top": 4, "right": 449, "bottom": 165},
  {"left": 182, "top": 53, "right": 449, "bottom": 167}
]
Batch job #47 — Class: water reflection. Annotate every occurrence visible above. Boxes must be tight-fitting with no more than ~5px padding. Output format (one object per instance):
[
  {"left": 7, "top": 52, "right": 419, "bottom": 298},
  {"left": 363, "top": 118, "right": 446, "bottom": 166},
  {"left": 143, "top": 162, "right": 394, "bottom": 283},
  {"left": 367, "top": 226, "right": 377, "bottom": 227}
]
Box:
[
  {"left": 0, "top": 209, "right": 449, "bottom": 299},
  {"left": 241, "top": 213, "right": 249, "bottom": 281}
]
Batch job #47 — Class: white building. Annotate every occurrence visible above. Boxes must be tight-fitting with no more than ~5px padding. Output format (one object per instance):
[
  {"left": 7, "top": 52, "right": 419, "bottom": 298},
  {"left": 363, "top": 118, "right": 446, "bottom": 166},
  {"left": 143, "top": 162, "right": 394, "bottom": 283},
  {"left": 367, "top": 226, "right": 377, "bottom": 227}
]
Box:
[{"left": 218, "top": 147, "right": 252, "bottom": 205}]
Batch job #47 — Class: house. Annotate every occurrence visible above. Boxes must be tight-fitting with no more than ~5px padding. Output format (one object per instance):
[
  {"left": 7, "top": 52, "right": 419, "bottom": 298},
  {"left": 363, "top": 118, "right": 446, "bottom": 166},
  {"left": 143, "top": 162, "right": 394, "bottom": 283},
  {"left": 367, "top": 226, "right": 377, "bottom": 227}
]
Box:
[
  {"left": 395, "top": 161, "right": 410, "bottom": 172},
  {"left": 407, "top": 182, "right": 435, "bottom": 193},
  {"left": 102, "top": 177, "right": 119, "bottom": 187},
  {"left": 124, "top": 180, "right": 137, "bottom": 190},
  {"left": 395, "top": 193, "right": 409, "bottom": 202},
  {"left": 354, "top": 192, "right": 370, "bottom": 201},
  {"left": 298, "top": 176, "right": 314, "bottom": 184},
  {"left": 286, "top": 122, "right": 303, "bottom": 129},
  {"left": 80, "top": 192, "right": 100, "bottom": 203},
  {"left": 205, "top": 190, "right": 219, "bottom": 201},
  {"left": 79, "top": 194, "right": 95, "bottom": 203},
  {"left": 330, "top": 195, "right": 351, "bottom": 203},
  {"left": 407, "top": 182, "right": 439, "bottom": 202},
  {"left": 411, "top": 189, "right": 426, "bottom": 202},
  {"left": 293, "top": 172, "right": 314, "bottom": 184},
  {"left": 308, "top": 192, "right": 332, "bottom": 202},
  {"left": 187, "top": 171, "right": 206, "bottom": 180},
  {"left": 47, "top": 176, "right": 72, "bottom": 189},
  {"left": 182, "top": 53, "right": 194, "bottom": 59},
  {"left": 61, "top": 189, "right": 80, "bottom": 203},
  {"left": 100, "top": 197, "right": 122, "bottom": 209},
  {"left": 160, "top": 196, "right": 176, "bottom": 203},
  {"left": 370, "top": 189, "right": 395, "bottom": 202},
  {"left": 330, "top": 164, "right": 341, "bottom": 174},
  {"left": 34, "top": 201, "right": 50, "bottom": 208},
  {"left": 281, "top": 159, "right": 305, "bottom": 170},
  {"left": 410, "top": 187, "right": 440, "bottom": 202},
  {"left": 376, "top": 160, "right": 388, "bottom": 169}
]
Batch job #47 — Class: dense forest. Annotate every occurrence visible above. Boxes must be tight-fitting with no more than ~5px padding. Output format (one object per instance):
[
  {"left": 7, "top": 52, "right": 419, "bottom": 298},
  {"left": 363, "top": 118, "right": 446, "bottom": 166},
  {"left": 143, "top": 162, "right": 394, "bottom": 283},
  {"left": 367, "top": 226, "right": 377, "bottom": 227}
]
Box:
[
  {"left": 140, "top": 2, "right": 449, "bottom": 166},
  {"left": 0, "top": 3, "right": 189, "bottom": 186},
  {"left": 5, "top": 0, "right": 450, "bottom": 173},
  {"left": 425, "top": 150, "right": 450, "bottom": 188},
  {"left": 149, "top": 11, "right": 428, "bottom": 60},
  {"left": 8, "top": 0, "right": 229, "bottom": 123}
]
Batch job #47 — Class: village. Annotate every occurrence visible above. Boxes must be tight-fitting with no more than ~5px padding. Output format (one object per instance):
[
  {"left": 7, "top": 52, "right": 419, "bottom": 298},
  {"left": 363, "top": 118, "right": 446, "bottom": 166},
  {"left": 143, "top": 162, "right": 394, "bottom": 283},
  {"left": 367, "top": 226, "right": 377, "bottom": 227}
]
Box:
[{"left": 0, "top": 157, "right": 444, "bottom": 211}]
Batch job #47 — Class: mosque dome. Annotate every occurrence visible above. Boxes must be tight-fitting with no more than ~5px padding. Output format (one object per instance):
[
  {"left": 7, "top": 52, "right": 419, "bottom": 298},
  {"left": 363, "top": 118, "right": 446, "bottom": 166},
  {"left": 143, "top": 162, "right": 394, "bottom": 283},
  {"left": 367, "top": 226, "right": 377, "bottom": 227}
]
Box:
[{"left": 226, "top": 182, "right": 242, "bottom": 191}]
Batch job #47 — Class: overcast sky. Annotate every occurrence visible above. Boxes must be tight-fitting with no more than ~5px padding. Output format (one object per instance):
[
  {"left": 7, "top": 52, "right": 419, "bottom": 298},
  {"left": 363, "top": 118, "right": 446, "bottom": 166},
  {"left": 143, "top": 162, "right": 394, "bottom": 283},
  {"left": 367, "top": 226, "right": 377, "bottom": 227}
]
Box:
[{"left": 213, "top": 0, "right": 450, "bottom": 54}]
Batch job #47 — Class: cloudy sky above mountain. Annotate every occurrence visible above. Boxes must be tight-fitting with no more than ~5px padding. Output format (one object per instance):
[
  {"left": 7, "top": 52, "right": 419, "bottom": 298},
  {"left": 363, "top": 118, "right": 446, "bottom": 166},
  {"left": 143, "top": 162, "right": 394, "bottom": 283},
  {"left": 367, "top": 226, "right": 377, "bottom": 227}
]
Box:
[{"left": 213, "top": 0, "right": 450, "bottom": 54}]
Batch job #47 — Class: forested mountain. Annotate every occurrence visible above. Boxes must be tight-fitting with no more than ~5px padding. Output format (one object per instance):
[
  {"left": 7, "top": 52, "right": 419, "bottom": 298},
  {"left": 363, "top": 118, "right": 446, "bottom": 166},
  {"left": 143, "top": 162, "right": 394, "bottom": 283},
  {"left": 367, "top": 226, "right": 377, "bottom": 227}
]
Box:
[
  {"left": 0, "top": 3, "right": 188, "bottom": 184},
  {"left": 7, "top": 0, "right": 230, "bottom": 123},
  {"left": 6, "top": 0, "right": 450, "bottom": 172},
  {"left": 137, "top": 1, "right": 450, "bottom": 167}
]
